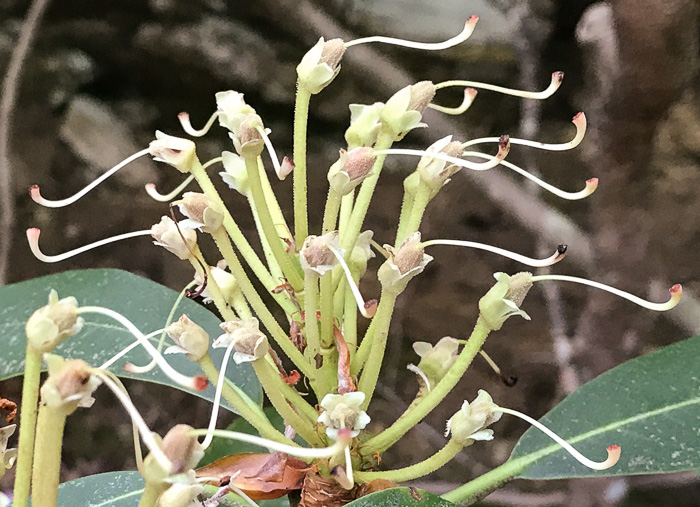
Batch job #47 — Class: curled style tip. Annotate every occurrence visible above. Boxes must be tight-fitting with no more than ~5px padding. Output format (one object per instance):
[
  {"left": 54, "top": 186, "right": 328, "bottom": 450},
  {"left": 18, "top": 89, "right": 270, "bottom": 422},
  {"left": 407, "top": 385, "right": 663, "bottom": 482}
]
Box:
[
  {"left": 422, "top": 239, "right": 565, "bottom": 268},
  {"left": 346, "top": 15, "right": 478, "bottom": 50},
  {"left": 178, "top": 111, "right": 219, "bottom": 137},
  {"left": 144, "top": 174, "right": 197, "bottom": 202},
  {"left": 429, "top": 87, "right": 478, "bottom": 115},
  {"left": 557, "top": 245, "right": 568, "bottom": 255},
  {"left": 435, "top": 70, "right": 564, "bottom": 100},
  {"left": 29, "top": 148, "right": 151, "bottom": 208},
  {"left": 27, "top": 227, "right": 153, "bottom": 263}
]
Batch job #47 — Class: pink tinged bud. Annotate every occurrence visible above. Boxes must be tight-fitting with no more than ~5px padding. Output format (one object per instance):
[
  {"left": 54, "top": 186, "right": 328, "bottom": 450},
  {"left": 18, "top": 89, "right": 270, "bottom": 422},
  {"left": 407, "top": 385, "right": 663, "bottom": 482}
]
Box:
[
  {"left": 327, "top": 147, "right": 377, "bottom": 195},
  {"left": 214, "top": 318, "right": 269, "bottom": 364},
  {"left": 151, "top": 216, "right": 197, "bottom": 260},
  {"left": 161, "top": 424, "right": 204, "bottom": 474},
  {"left": 26, "top": 290, "right": 84, "bottom": 353},
  {"left": 317, "top": 392, "right": 371, "bottom": 440},
  {"left": 380, "top": 82, "right": 436, "bottom": 139},
  {"left": 215, "top": 90, "right": 257, "bottom": 134},
  {"left": 149, "top": 131, "right": 198, "bottom": 173},
  {"left": 40, "top": 355, "right": 101, "bottom": 413},
  {"left": 175, "top": 192, "right": 225, "bottom": 233},
  {"left": 300, "top": 232, "right": 342, "bottom": 275},
  {"left": 345, "top": 103, "right": 384, "bottom": 149},
  {"left": 377, "top": 232, "right": 433, "bottom": 294},
  {"left": 165, "top": 315, "right": 210, "bottom": 362},
  {"left": 478, "top": 272, "right": 533, "bottom": 331},
  {"left": 445, "top": 390, "right": 502, "bottom": 446},
  {"left": 297, "top": 37, "right": 346, "bottom": 94}
]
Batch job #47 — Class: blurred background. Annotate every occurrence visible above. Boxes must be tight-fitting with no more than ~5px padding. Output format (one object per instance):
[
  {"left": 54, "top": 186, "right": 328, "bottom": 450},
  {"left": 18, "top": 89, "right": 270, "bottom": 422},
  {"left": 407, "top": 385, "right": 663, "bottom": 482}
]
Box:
[{"left": 1, "top": 0, "right": 699, "bottom": 505}]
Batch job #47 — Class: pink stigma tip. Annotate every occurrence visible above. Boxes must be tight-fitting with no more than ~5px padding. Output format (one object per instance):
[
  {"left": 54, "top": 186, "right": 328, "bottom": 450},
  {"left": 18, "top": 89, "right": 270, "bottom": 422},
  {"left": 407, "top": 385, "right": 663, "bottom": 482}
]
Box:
[
  {"left": 670, "top": 284, "right": 682, "bottom": 295},
  {"left": 194, "top": 375, "right": 209, "bottom": 391},
  {"left": 573, "top": 112, "right": 584, "bottom": 121}
]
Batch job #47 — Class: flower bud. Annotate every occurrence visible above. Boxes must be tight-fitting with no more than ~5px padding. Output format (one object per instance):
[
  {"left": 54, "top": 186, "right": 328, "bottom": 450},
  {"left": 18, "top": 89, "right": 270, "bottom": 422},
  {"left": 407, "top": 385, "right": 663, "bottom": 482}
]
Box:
[
  {"left": 151, "top": 217, "right": 197, "bottom": 260},
  {"left": 327, "top": 147, "right": 376, "bottom": 195},
  {"left": 166, "top": 315, "right": 210, "bottom": 362},
  {"left": 219, "top": 151, "right": 249, "bottom": 195},
  {"left": 231, "top": 114, "right": 265, "bottom": 157},
  {"left": 1, "top": 424, "right": 16, "bottom": 480},
  {"left": 149, "top": 131, "right": 198, "bottom": 173},
  {"left": 445, "top": 390, "right": 502, "bottom": 445},
  {"left": 478, "top": 272, "right": 533, "bottom": 331},
  {"left": 349, "top": 230, "right": 376, "bottom": 270},
  {"left": 214, "top": 318, "right": 269, "bottom": 364},
  {"left": 161, "top": 424, "right": 204, "bottom": 474},
  {"left": 412, "top": 337, "right": 460, "bottom": 387},
  {"left": 380, "top": 81, "right": 436, "bottom": 139},
  {"left": 215, "top": 90, "right": 256, "bottom": 134},
  {"left": 317, "top": 392, "right": 371, "bottom": 440},
  {"left": 40, "top": 355, "right": 101, "bottom": 414},
  {"left": 345, "top": 103, "right": 384, "bottom": 149},
  {"left": 26, "top": 290, "right": 83, "bottom": 353},
  {"left": 416, "top": 136, "right": 464, "bottom": 191},
  {"left": 377, "top": 232, "right": 432, "bottom": 294},
  {"left": 175, "top": 192, "right": 225, "bottom": 233},
  {"left": 297, "top": 37, "right": 346, "bottom": 94},
  {"left": 300, "top": 231, "right": 341, "bottom": 276},
  {"left": 193, "top": 262, "right": 239, "bottom": 306}
]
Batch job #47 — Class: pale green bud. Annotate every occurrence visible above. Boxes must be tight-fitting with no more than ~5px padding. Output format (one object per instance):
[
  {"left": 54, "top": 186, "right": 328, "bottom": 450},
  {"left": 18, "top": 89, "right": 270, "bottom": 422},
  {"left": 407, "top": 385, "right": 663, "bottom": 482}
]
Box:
[
  {"left": 416, "top": 135, "right": 464, "bottom": 191},
  {"left": 219, "top": 151, "right": 249, "bottom": 195},
  {"left": 380, "top": 81, "right": 436, "bottom": 139},
  {"left": 478, "top": 272, "right": 533, "bottom": 331},
  {"left": 412, "top": 337, "right": 460, "bottom": 387},
  {"left": 26, "top": 290, "right": 83, "bottom": 353},
  {"left": 345, "top": 103, "right": 384, "bottom": 149},
  {"left": 445, "top": 390, "right": 502, "bottom": 445},
  {"left": 297, "top": 38, "right": 346, "bottom": 94},
  {"left": 40, "top": 355, "right": 100, "bottom": 414}
]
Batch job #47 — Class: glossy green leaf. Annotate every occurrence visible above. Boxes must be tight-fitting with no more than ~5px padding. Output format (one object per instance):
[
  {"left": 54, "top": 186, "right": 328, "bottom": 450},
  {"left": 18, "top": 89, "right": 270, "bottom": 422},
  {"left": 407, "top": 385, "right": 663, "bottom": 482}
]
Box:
[
  {"left": 49, "top": 471, "right": 288, "bottom": 506},
  {"left": 510, "top": 335, "right": 700, "bottom": 479},
  {"left": 0, "top": 269, "right": 261, "bottom": 409},
  {"left": 346, "top": 487, "right": 457, "bottom": 506}
]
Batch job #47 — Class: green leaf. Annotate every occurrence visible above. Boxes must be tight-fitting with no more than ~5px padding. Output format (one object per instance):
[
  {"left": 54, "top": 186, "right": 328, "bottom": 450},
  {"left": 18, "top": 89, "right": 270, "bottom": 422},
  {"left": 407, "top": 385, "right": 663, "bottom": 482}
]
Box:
[
  {"left": 52, "top": 471, "right": 144, "bottom": 506},
  {"left": 49, "top": 471, "right": 288, "bottom": 506},
  {"left": 510, "top": 335, "right": 700, "bottom": 479},
  {"left": 0, "top": 269, "right": 261, "bottom": 409},
  {"left": 346, "top": 488, "right": 457, "bottom": 506}
]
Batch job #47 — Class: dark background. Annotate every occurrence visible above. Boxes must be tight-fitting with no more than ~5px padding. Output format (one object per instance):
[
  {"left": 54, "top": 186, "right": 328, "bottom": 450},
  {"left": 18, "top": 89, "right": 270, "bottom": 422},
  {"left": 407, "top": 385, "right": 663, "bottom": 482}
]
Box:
[{"left": 1, "top": 0, "right": 699, "bottom": 505}]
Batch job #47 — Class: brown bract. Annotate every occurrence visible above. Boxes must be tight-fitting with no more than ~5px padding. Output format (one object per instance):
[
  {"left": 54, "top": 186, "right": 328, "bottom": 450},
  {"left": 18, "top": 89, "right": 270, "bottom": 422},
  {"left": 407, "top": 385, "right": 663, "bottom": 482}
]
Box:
[
  {"left": 0, "top": 397, "right": 17, "bottom": 423},
  {"left": 196, "top": 452, "right": 308, "bottom": 500}
]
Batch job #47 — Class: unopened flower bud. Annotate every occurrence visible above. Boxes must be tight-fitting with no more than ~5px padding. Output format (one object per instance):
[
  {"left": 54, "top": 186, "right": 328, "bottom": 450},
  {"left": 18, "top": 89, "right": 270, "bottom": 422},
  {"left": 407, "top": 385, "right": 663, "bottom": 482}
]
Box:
[
  {"left": 215, "top": 90, "right": 256, "bottom": 134},
  {"left": 161, "top": 424, "right": 204, "bottom": 474},
  {"left": 381, "top": 81, "right": 436, "bottom": 139},
  {"left": 26, "top": 290, "right": 83, "bottom": 353},
  {"left": 416, "top": 136, "right": 464, "bottom": 191},
  {"left": 219, "top": 151, "right": 249, "bottom": 195},
  {"left": 377, "top": 232, "right": 433, "bottom": 294},
  {"left": 297, "top": 37, "right": 346, "bottom": 94},
  {"left": 193, "top": 262, "right": 239, "bottom": 306},
  {"left": 317, "top": 392, "right": 371, "bottom": 440},
  {"left": 328, "top": 147, "right": 376, "bottom": 195},
  {"left": 349, "top": 230, "right": 376, "bottom": 270},
  {"left": 412, "top": 337, "right": 460, "bottom": 387},
  {"left": 300, "top": 231, "right": 341, "bottom": 276},
  {"left": 1, "top": 424, "right": 17, "bottom": 480},
  {"left": 40, "top": 355, "right": 101, "bottom": 413},
  {"left": 231, "top": 114, "right": 265, "bottom": 157},
  {"left": 166, "top": 315, "right": 210, "bottom": 362},
  {"left": 445, "top": 390, "right": 502, "bottom": 445},
  {"left": 151, "top": 217, "right": 197, "bottom": 260},
  {"left": 345, "top": 103, "right": 384, "bottom": 149},
  {"left": 149, "top": 131, "right": 198, "bottom": 173},
  {"left": 479, "top": 272, "right": 533, "bottom": 331},
  {"left": 214, "top": 318, "right": 269, "bottom": 364},
  {"left": 175, "top": 192, "right": 225, "bottom": 233}
]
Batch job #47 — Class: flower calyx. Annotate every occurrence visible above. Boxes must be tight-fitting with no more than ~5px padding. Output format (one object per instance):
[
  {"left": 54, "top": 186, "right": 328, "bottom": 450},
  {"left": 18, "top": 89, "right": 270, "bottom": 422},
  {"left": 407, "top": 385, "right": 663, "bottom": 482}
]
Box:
[
  {"left": 317, "top": 392, "right": 371, "bottom": 440},
  {"left": 479, "top": 272, "right": 533, "bottom": 331},
  {"left": 149, "top": 131, "right": 198, "bottom": 173},
  {"left": 174, "top": 192, "right": 225, "bottom": 234},
  {"left": 151, "top": 216, "right": 198, "bottom": 260},
  {"left": 300, "top": 231, "right": 343, "bottom": 276},
  {"left": 26, "top": 289, "right": 83, "bottom": 353},
  {"left": 214, "top": 318, "right": 269, "bottom": 364},
  {"left": 411, "top": 337, "right": 460, "bottom": 390},
  {"left": 219, "top": 151, "right": 249, "bottom": 195},
  {"left": 380, "top": 81, "right": 436, "bottom": 139},
  {"left": 165, "top": 315, "right": 210, "bottom": 362},
  {"left": 40, "top": 355, "right": 101, "bottom": 414},
  {"left": 416, "top": 135, "right": 465, "bottom": 192},
  {"left": 377, "top": 232, "right": 433, "bottom": 294},
  {"left": 345, "top": 103, "right": 384, "bottom": 149},
  {"left": 445, "top": 389, "right": 502, "bottom": 446},
  {"left": 297, "top": 37, "right": 346, "bottom": 94},
  {"left": 328, "top": 147, "right": 377, "bottom": 196}
]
